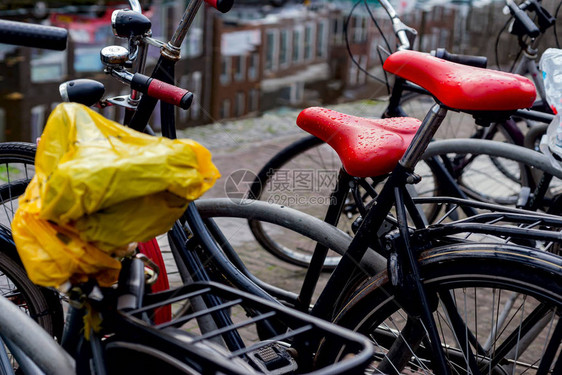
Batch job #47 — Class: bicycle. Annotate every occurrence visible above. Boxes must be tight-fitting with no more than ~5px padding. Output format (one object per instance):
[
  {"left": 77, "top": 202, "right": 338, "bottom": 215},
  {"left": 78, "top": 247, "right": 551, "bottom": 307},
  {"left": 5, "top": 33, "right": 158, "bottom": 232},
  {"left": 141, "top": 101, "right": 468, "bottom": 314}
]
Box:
[
  {"left": 0, "top": 6, "right": 377, "bottom": 375},
  {"left": 3, "top": 1, "right": 562, "bottom": 373},
  {"left": 177, "top": 48, "right": 562, "bottom": 373},
  {"left": 246, "top": 0, "right": 561, "bottom": 269},
  {"left": 110, "top": 3, "right": 562, "bottom": 371}
]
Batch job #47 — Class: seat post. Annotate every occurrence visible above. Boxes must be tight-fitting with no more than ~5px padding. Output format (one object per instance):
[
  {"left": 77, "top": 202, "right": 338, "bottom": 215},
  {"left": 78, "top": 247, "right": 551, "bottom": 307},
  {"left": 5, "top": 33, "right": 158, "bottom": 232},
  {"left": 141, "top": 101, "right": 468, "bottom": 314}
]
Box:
[{"left": 400, "top": 104, "right": 448, "bottom": 170}]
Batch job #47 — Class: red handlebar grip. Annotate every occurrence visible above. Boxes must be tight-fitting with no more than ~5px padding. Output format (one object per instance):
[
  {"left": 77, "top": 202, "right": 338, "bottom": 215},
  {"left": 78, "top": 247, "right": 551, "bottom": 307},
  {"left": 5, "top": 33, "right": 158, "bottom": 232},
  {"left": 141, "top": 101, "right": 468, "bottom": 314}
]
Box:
[
  {"left": 147, "top": 79, "right": 193, "bottom": 110},
  {"left": 204, "top": 0, "right": 234, "bottom": 13}
]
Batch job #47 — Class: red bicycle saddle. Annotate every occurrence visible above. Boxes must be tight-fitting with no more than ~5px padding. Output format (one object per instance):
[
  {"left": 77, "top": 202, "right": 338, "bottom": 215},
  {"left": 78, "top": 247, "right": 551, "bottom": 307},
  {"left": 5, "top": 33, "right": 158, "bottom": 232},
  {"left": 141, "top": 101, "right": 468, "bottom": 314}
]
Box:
[
  {"left": 383, "top": 50, "right": 536, "bottom": 111},
  {"left": 296, "top": 107, "right": 420, "bottom": 177}
]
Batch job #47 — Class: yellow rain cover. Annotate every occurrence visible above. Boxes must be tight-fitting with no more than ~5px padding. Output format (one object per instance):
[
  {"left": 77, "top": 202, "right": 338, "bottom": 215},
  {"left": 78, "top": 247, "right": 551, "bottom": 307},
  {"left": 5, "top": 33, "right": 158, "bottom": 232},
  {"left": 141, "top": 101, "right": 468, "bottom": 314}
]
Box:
[{"left": 12, "top": 103, "right": 219, "bottom": 287}]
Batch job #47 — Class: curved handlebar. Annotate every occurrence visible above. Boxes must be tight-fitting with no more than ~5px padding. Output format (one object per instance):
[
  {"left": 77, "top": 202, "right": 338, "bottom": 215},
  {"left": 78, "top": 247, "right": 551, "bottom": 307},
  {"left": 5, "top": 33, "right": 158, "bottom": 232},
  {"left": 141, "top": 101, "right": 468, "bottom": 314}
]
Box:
[
  {"left": 519, "top": 0, "right": 555, "bottom": 32},
  {"left": 0, "top": 20, "right": 67, "bottom": 51},
  {"left": 506, "top": 0, "right": 540, "bottom": 38}
]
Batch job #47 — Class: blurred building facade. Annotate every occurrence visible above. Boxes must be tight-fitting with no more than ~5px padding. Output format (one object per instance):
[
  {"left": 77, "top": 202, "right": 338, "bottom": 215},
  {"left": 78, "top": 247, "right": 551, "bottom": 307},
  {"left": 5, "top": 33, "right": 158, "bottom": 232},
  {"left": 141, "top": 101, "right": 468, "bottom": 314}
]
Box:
[{"left": 0, "top": 0, "right": 510, "bottom": 141}]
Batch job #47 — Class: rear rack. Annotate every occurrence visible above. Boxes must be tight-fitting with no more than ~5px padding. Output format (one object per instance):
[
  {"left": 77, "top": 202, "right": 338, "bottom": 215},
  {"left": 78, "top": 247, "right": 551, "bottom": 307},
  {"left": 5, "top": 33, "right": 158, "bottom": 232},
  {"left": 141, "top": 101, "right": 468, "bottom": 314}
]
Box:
[
  {"left": 412, "top": 196, "right": 562, "bottom": 251},
  {"left": 110, "top": 282, "right": 374, "bottom": 375}
]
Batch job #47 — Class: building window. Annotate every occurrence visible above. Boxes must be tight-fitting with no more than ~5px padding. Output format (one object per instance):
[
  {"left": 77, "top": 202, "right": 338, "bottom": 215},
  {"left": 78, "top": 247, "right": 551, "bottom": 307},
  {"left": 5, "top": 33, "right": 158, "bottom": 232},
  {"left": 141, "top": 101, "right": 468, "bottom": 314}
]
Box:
[
  {"left": 31, "top": 50, "right": 66, "bottom": 83},
  {"left": 316, "top": 20, "right": 328, "bottom": 58},
  {"left": 178, "top": 74, "right": 203, "bottom": 123},
  {"left": 292, "top": 27, "right": 303, "bottom": 64},
  {"left": 279, "top": 29, "right": 290, "bottom": 67},
  {"left": 304, "top": 24, "right": 314, "bottom": 61},
  {"left": 353, "top": 15, "right": 368, "bottom": 43},
  {"left": 249, "top": 89, "right": 259, "bottom": 112},
  {"left": 332, "top": 16, "right": 345, "bottom": 45},
  {"left": 220, "top": 56, "right": 231, "bottom": 85},
  {"left": 265, "top": 29, "right": 279, "bottom": 72},
  {"left": 248, "top": 53, "right": 259, "bottom": 81},
  {"left": 235, "top": 92, "right": 245, "bottom": 117},
  {"left": 234, "top": 56, "right": 245, "bottom": 82},
  {"left": 220, "top": 99, "right": 230, "bottom": 119},
  {"left": 279, "top": 83, "right": 304, "bottom": 105}
]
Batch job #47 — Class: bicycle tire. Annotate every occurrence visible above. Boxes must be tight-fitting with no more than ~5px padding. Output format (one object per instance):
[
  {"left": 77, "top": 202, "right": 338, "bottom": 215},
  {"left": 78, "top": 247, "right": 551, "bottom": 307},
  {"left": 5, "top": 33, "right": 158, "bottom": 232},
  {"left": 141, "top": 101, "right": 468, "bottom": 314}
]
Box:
[
  {"left": 400, "top": 92, "right": 529, "bottom": 185},
  {"left": 0, "top": 142, "right": 36, "bottom": 228},
  {"left": 0, "top": 250, "right": 58, "bottom": 336},
  {"left": 399, "top": 90, "right": 523, "bottom": 144},
  {"left": 247, "top": 135, "right": 345, "bottom": 269},
  {"left": 0, "top": 295, "right": 74, "bottom": 375},
  {"left": 423, "top": 138, "right": 562, "bottom": 211},
  {"left": 246, "top": 134, "right": 438, "bottom": 270},
  {"left": 316, "top": 242, "right": 562, "bottom": 374},
  {"left": 193, "top": 198, "right": 386, "bottom": 300},
  {"left": 246, "top": 134, "right": 554, "bottom": 270},
  {"left": 0, "top": 142, "right": 65, "bottom": 340}
]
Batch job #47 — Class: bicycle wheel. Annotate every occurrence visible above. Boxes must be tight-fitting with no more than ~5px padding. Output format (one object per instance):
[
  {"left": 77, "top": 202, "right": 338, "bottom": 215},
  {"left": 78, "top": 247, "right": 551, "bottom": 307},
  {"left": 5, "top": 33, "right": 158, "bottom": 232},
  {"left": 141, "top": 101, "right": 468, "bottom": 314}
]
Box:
[
  {"left": 0, "top": 295, "right": 74, "bottom": 375},
  {"left": 424, "top": 139, "right": 562, "bottom": 212},
  {"left": 247, "top": 135, "right": 437, "bottom": 269},
  {"left": 0, "top": 143, "right": 64, "bottom": 340},
  {"left": 0, "top": 250, "right": 60, "bottom": 337},
  {"left": 0, "top": 142, "right": 36, "bottom": 227},
  {"left": 247, "top": 135, "right": 345, "bottom": 269},
  {"left": 194, "top": 198, "right": 386, "bottom": 298},
  {"left": 317, "top": 242, "right": 562, "bottom": 374},
  {"left": 399, "top": 91, "right": 523, "bottom": 144}
]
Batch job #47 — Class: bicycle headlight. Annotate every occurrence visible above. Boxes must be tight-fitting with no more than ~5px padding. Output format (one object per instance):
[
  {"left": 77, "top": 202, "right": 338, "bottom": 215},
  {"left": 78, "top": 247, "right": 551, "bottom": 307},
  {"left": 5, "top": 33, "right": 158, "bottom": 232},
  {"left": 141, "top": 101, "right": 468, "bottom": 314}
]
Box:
[{"left": 111, "top": 9, "right": 151, "bottom": 39}]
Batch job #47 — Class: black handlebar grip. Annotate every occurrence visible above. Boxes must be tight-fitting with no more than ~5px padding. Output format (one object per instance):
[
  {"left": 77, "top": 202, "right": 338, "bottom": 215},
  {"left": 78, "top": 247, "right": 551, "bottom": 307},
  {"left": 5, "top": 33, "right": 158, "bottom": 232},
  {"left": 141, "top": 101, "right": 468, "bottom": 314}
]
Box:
[
  {"left": 0, "top": 20, "right": 67, "bottom": 51},
  {"left": 204, "top": 0, "right": 234, "bottom": 13},
  {"left": 506, "top": 0, "right": 540, "bottom": 38},
  {"left": 433, "top": 48, "right": 488, "bottom": 69}
]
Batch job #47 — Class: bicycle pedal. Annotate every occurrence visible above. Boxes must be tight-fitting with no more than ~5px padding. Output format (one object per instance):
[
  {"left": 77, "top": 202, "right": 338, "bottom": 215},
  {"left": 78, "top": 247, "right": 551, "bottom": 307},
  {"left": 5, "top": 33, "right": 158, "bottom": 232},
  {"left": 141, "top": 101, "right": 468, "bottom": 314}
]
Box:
[{"left": 247, "top": 342, "right": 298, "bottom": 374}]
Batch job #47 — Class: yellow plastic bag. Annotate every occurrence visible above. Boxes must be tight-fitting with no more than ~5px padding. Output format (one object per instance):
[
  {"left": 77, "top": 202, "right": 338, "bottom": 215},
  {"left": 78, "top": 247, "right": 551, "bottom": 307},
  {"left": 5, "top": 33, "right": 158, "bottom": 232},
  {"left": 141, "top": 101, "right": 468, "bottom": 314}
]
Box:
[{"left": 12, "top": 103, "right": 220, "bottom": 287}]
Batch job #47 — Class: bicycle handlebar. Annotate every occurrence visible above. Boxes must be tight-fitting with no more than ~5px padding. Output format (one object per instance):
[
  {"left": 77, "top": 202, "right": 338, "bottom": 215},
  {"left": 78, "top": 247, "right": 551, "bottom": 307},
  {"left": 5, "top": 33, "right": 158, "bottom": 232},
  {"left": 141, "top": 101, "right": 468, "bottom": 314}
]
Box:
[
  {"left": 0, "top": 20, "right": 67, "bottom": 51},
  {"left": 506, "top": 0, "right": 540, "bottom": 38},
  {"left": 432, "top": 48, "right": 487, "bottom": 69},
  {"left": 131, "top": 73, "right": 193, "bottom": 110},
  {"left": 519, "top": 0, "right": 555, "bottom": 32}
]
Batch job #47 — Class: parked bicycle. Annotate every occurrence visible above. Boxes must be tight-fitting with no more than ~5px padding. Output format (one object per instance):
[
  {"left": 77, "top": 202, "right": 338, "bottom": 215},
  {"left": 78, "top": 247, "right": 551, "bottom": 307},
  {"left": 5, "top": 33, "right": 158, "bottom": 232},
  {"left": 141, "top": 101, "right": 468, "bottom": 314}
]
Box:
[
  {"left": 170, "top": 50, "right": 562, "bottom": 374},
  {"left": 1, "top": 1, "right": 562, "bottom": 374},
  {"left": 246, "top": 0, "right": 562, "bottom": 269}
]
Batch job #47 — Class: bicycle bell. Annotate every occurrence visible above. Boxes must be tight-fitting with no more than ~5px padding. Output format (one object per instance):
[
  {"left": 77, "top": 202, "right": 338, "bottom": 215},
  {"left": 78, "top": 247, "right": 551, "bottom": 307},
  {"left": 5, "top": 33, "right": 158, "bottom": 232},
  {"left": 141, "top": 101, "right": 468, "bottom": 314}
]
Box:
[{"left": 100, "top": 45, "right": 129, "bottom": 68}]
